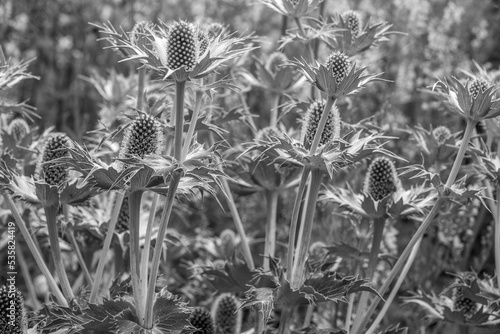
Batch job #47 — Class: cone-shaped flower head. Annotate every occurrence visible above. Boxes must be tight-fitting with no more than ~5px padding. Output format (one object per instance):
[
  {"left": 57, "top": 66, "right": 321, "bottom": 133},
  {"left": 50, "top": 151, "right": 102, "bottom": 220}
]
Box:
[
  {"left": 219, "top": 229, "right": 236, "bottom": 258},
  {"left": 197, "top": 28, "right": 210, "bottom": 56},
  {"left": 363, "top": 157, "right": 398, "bottom": 201},
  {"left": 114, "top": 195, "right": 130, "bottom": 233},
  {"left": 212, "top": 294, "right": 242, "bottom": 334},
  {"left": 266, "top": 52, "right": 288, "bottom": 75},
  {"left": 0, "top": 285, "right": 27, "bottom": 333},
  {"left": 119, "top": 114, "right": 162, "bottom": 160},
  {"left": 432, "top": 126, "right": 452, "bottom": 146},
  {"left": 167, "top": 21, "right": 198, "bottom": 71},
  {"left": 325, "top": 51, "right": 351, "bottom": 84},
  {"left": 185, "top": 307, "right": 215, "bottom": 334},
  {"left": 7, "top": 118, "right": 29, "bottom": 143},
  {"left": 302, "top": 100, "right": 341, "bottom": 149},
  {"left": 468, "top": 77, "right": 492, "bottom": 99},
  {"left": 37, "top": 133, "right": 71, "bottom": 186},
  {"left": 452, "top": 281, "right": 476, "bottom": 321},
  {"left": 342, "top": 10, "right": 361, "bottom": 38}
]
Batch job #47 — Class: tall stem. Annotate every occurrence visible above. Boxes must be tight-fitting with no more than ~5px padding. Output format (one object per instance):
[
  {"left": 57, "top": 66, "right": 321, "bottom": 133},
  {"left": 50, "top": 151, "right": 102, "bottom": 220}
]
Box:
[
  {"left": 16, "top": 239, "right": 42, "bottom": 310},
  {"left": 495, "top": 184, "right": 500, "bottom": 291},
  {"left": 351, "top": 217, "right": 385, "bottom": 332},
  {"left": 351, "top": 120, "right": 477, "bottom": 334},
  {"left": 174, "top": 80, "right": 186, "bottom": 161},
  {"left": 128, "top": 191, "right": 145, "bottom": 325},
  {"left": 89, "top": 191, "right": 124, "bottom": 303},
  {"left": 263, "top": 190, "right": 279, "bottom": 271},
  {"left": 270, "top": 94, "right": 280, "bottom": 128},
  {"left": 145, "top": 173, "right": 181, "bottom": 328},
  {"left": 291, "top": 169, "right": 323, "bottom": 288},
  {"left": 67, "top": 228, "right": 93, "bottom": 287},
  {"left": 137, "top": 67, "right": 146, "bottom": 112},
  {"left": 181, "top": 89, "right": 203, "bottom": 161}
]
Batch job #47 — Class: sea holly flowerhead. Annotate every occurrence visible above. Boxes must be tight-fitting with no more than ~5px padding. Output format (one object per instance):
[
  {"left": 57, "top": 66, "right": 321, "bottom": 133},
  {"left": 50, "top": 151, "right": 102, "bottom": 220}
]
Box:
[
  {"left": 212, "top": 294, "right": 242, "bottom": 334},
  {"left": 7, "top": 118, "right": 29, "bottom": 143},
  {"left": 342, "top": 10, "right": 361, "bottom": 38},
  {"left": 432, "top": 126, "right": 452, "bottom": 146},
  {"left": 433, "top": 76, "right": 500, "bottom": 122},
  {"left": 364, "top": 157, "right": 399, "bottom": 201},
  {"left": 184, "top": 307, "right": 215, "bottom": 334},
  {"left": 301, "top": 100, "right": 341, "bottom": 149},
  {"left": 166, "top": 21, "right": 198, "bottom": 72},
  {"left": 119, "top": 114, "right": 163, "bottom": 161},
  {"left": 0, "top": 285, "right": 27, "bottom": 333},
  {"left": 291, "top": 52, "right": 384, "bottom": 98},
  {"left": 266, "top": 52, "right": 288, "bottom": 75},
  {"left": 197, "top": 28, "right": 210, "bottom": 56},
  {"left": 36, "top": 133, "right": 71, "bottom": 186}
]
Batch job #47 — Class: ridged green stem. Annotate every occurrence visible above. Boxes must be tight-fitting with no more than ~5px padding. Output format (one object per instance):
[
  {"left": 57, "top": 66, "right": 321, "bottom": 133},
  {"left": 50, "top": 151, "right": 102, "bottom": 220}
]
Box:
[
  {"left": 67, "top": 228, "right": 93, "bottom": 287},
  {"left": 351, "top": 120, "right": 477, "bottom": 334},
  {"left": 291, "top": 169, "right": 323, "bottom": 288},
  {"left": 137, "top": 67, "right": 146, "bottom": 112},
  {"left": 89, "top": 191, "right": 124, "bottom": 303},
  {"left": 44, "top": 205, "right": 75, "bottom": 301},
  {"left": 181, "top": 88, "right": 203, "bottom": 161},
  {"left": 309, "top": 98, "right": 336, "bottom": 155},
  {"left": 128, "top": 190, "right": 145, "bottom": 325},
  {"left": 278, "top": 306, "right": 294, "bottom": 334},
  {"left": 495, "top": 183, "right": 500, "bottom": 292},
  {"left": 174, "top": 80, "right": 186, "bottom": 161},
  {"left": 270, "top": 93, "right": 280, "bottom": 128},
  {"left": 263, "top": 190, "right": 279, "bottom": 271}
]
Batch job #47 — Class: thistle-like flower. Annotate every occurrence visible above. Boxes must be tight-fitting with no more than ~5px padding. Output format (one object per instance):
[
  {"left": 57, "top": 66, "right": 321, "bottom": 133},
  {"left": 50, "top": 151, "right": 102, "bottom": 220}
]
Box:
[
  {"left": 166, "top": 21, "right": 198, "bottom": 71},
  {"left": 114, "top": 195, "right": 130, "bottom": 233},
  {"left": 432, "top": 126, "right": 452, "bottom": 146},
  {"left": 0, "top": 285, "right": 27, "bottom": 333},
  {"left": 301, "top": 100, "right": 341, "bottom": 149},
  {"left": 212, "top": 294, "right": 242, "bottom": 334},
  {"left": 7, "top": 118, "right": 29, "bottom": 143},
  {"left": 363, "top": 157, "right": 398, "bottom": 201},
  {"left": 325, "top": 51, "right": 351, "bottom": 84},
  {"left": 433, "top": 76, "right": 500, "bottom": 122},
  {"left": 342, "top": 10, "right": 361, "bottom": 38},
  {"left": 37, "top": 133, "right": 71, "bottom": 186},
  {"left": 453, "top": 286, "right": 477, "bottom": 320},
  {"left": 119, "top": 114, "right": 162, "bottom": 161},
  {"left": 266, "top": 52, "right": 288, "bottom": 75},
  {"left": 197, "top": 28, "right": 210, "bottom": 56},
  {"left": 184, "top": 307, "right": 215, "bottom": 334}
]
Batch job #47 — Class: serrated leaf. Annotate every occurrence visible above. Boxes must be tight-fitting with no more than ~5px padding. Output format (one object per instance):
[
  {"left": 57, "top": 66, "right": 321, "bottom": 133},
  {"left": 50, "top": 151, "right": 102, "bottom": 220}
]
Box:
[{"left": 152, "top": 294, "right": 191, "bottom": 334}]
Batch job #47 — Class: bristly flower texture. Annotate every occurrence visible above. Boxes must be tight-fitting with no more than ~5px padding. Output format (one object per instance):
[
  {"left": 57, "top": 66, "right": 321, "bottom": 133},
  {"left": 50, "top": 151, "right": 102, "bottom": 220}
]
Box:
[
  {"left": 212, "top": 294, "right": 241, "bottom": 334},
  {"left": 115, "top": 195, "right": 130, "bottom": 233},
  {"left": 166, "top": 21, "right": 198, "bottom": 71},
  {"left": 7, "top": 118, "right": 29, "bottom": 143},
  {"left": 119, "top": 114, "right": 162, "bottom": 161},
  {"left": 468, "top": 77, "right": 492, "bottom": 99},
  {"left": 325, "top": 51, "right": 351, "bottom": 84},
  {"left": 266, "top": 52, "right": 288, "bottom": 75},
  {"left": 302, "top": 100, "right": 341, "bottom": 149},
  {"left": 184, "top": 307, "right": 215, "bottom": 334},
  {"left": 364, "top": 157, "right": 398, "bottom": 201},
  {"left": 0, "top": 285, "right": 28, "bottom": 333},
  {"left": 342, "top": 10, "right": 361, "bottom": 38},
  {"left": 37, "top": 133, "right": 71, "bottom": 186},
  {"left": 432, "top": 126, "right": 452, "bottom": 146}
]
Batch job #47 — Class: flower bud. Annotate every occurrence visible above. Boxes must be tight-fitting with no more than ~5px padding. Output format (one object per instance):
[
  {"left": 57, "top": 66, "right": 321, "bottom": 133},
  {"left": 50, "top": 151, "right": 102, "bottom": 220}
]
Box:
[
  {"left": 7, "top": 118, "right": 29, "bottom": 143},
  {"left": 220, "top": 229, "right": 236, "bottom": 258},
  {"left": 37, "top": 133, "right": 71, "bottom": 186},
  {"left": 325, "top": 52, "right": 351, "bottom": 84},
  {"left": 468, "top": 77, "right": 492, "bottom": 99},
  {"left": 212, "top": 294, "right": 242, "bottom": 334},
  {"left": 0, "top": 285, "right": 27, "bottom": 333},
  {"left": 114, "top": 195, "right": 129, "bottom": 233},
  {"left": 184, "top": 307, "right": 215, "bottom": 334},
  {"left": 342, "top": 10, "right": 361, "bottom": 38},
  {"left": 167, "top": 21, "right": 197, "bottom": 71},
  {"left": 119, "top": 114, "right": 162, "bottom": 160},
  {"left": 266, "top": 52, "right": 287, "bottom": 75},
  {"left": 197, "top": 28, "right": 210, "bottom": 57},
  {"left": 302, "top": 100, "right": 341, "bottom": 149},
  {"left": 363, "top": 157, "right": 398, "bottom": 201},
  {"left": 432, "top": 126, "right": 451, "bottom": 146}
]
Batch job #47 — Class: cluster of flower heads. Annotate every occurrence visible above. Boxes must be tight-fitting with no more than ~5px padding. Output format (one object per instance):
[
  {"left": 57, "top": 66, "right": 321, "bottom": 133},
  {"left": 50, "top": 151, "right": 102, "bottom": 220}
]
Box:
[
  {"left": 36, "top": 133, "right": 71, "bottom": 186},
  {"left": 301, "top": 100, "right": 341, "bottom": 149},
  {"left": 363, "top": 157, "right": 399, "bottom": 201}
]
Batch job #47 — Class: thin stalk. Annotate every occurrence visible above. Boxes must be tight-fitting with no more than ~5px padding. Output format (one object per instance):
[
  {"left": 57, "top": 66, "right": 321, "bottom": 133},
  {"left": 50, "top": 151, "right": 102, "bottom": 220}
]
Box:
[
  {"left": 174, "top": 80, "right": 186, "bottom": 161},
  {"left": 286, "top": 167, "right": 311, "bottom": 281},
  {"left": 16, "top": 245, "right": 42, "bottom": 310},
  {"left": 44, "top": 205, "right": 74, "bottom": 301},
  {"left": 309, "top": 98, "right": 336, "bottom": 155},
  {"left": 278, "top": 306, "right": 294, "bottom": 334},
  {"left": 352, "top": 217, "right": 385, "bottom": 331},
  {"left": 181, "top": 89, "right": 203, "bottom": 161},
  {"left": 67, "top": 228, "right": 93, "bottom": 287},
  {"left": 270, "top": 93, "right": 280, "bottom": 128},
  {"left": 263, "top": 190, "right": 279, "bottom": 271},
  {"left": 137, "top": 66, "right": 146, "bottom": 112},
  {"left": 352, "top": 120, "right": 477, "bottom": 334},
  {"left": 495, "top": 183, "right": 500, "bottom": 291},
  {"left": 90, "top": 191, "right": 125, "bottom": 303},
  {"left": 145, "top": 172, "right": 181, "bottom": 328},
  {"left": 128, "top": 191, "right": 145, "bottom": 325},
  {"left": 366, "top": 238, "right": 423, "bottom": 334},
  {"left": 291, "top": 169, "right": 323, "bottom": 288}
]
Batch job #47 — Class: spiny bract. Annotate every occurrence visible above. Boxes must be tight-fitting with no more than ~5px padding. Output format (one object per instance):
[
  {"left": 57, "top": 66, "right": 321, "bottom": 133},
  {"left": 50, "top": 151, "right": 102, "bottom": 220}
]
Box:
[
  {"left": 38, "top": 133, "right": 71, "bottom": 186},
  {"left": 301, "top": 100, "right": 341, "bottom": 148},
  {"left": 432, "top": 126, "right": 452, "bottom": 146},
  {"left": 342, "top": 10, "right": 361, "bottom": 38},
  {"left": 363, "top": 157, "right": 398, "bottom": 201},
  {"left": 167, "top": 21, "right": 198, "bottom": 71},
  {"left": 325, "top": 52, "right": 351, "bottom": 84},
  {"left": 266, "top": 52, "right": 288, "bottom": 75},
  {"left": 212, "top": 294, "right": 241, "bottom": 334},
  {"left": 129, "top": 21, "right": 151, "bottom": 46},
  {"left": 468, "top": 77, "right": 492, "bottom": 99},
  {"left": 7, "top": 118, "right": 29, "bottom": 143},
  {"left": 185, "top": 307, "right": 215, "bottom": 334},
  {"left": 0, "top": 285, "right": 27, "bottom": 334},
  {"left": 120, "top": 114, "right": 162, "bottom": 159}
]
